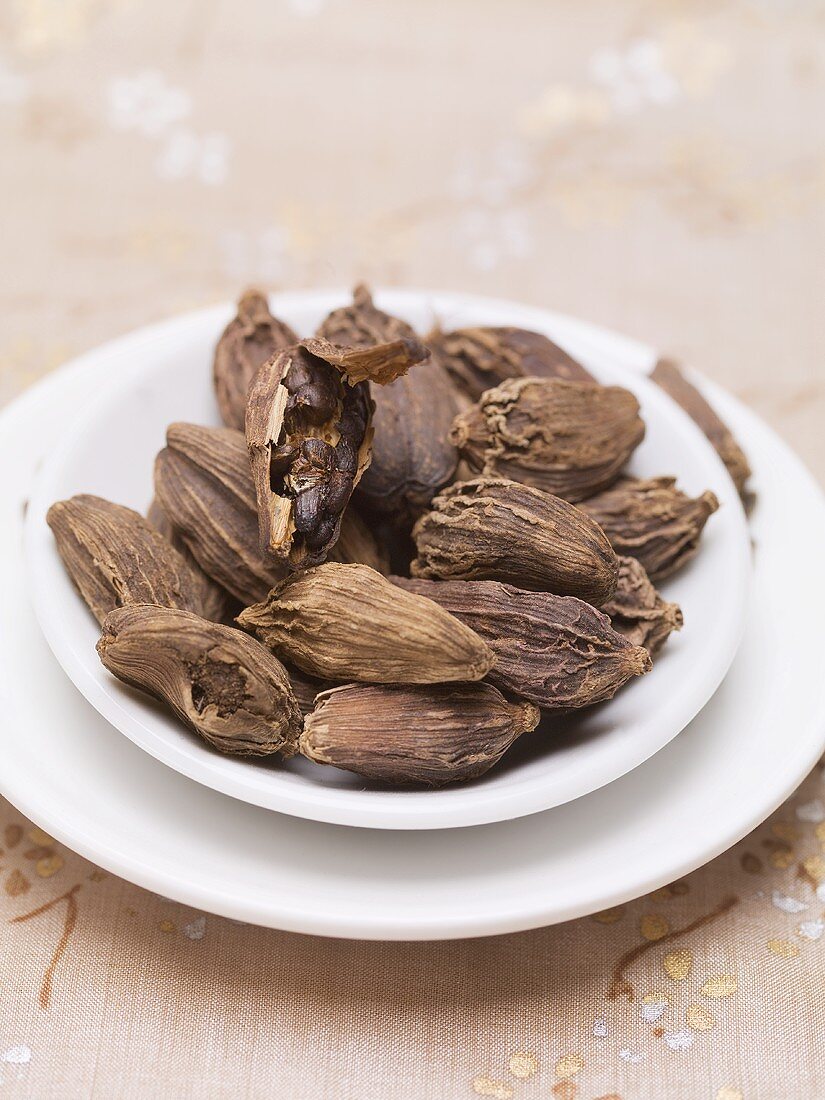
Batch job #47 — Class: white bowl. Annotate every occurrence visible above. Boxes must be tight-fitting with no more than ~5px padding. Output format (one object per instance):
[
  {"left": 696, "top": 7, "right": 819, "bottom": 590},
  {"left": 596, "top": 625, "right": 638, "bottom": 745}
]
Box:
[{"left": 25, "top": 289, "right": 751, "bottom": 830}]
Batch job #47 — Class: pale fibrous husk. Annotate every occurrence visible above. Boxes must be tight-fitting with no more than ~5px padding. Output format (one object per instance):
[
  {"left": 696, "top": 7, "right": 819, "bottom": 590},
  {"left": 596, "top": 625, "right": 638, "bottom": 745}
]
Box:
[
  {"left": 97, "top": 604, "right": 302, "bottom": 757},
  {"left": 237, "top": 562, "right": 494, "bottom": 684},
  {"left": 300, "top": 681, "right": 540, "bottom": 787}
]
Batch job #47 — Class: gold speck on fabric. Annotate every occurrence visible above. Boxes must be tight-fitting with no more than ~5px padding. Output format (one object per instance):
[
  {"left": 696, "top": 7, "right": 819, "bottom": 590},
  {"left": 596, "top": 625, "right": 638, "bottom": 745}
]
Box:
[
  {"left": 35, "top": 854, "right": 64, "bottom": 879},
  {"left": 663, "top": 949, "right": 693, "bottom": 981},
  {"left": 507, "top": 1051, "right": 537, "bottom": 1080},
  {"left": 771, "top": 823, "right": 799, "bottom": 844},
  {"left": 701, "top": 976, "right": 738, "bottom": 998},
  {"left": 801, "top": 855, "right": 825, "bottom": 884},
  {"left": 592, "top": 906, "right": 625, "bottom": 925},
  {"left": 4, "top": 869, "right": 31, "bottom": 898},
  {"left": 769, "top": 849, "right": 796, "bottom": 870},
  {"left": 555, "top": 1053, "right": 584, "bottom": 1079},
  {"left": 687, "top": 1004, "right": 715, "bottom": 1031},
  {"left": 28, "top": 828, "right": 56, "bottom": 847},
  {"left": 472, "top": 1076, "right": 513, "bottom": 1099},
  {"left": 767, "top": 940, "right": 801, "bottom": 959},
  {"left": 639, "top": 914, "right": 670, "bottom": 941}
]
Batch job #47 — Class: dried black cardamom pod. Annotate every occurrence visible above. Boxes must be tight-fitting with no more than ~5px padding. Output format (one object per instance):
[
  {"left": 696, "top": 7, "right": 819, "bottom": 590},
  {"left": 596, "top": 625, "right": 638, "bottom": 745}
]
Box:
[
  {"left": 237, "top": 562, "right": 494, "bottom": 685},
  {"left": 393, "top": 576, "right": 651, "bottom": 709},
  {"left": 154, "top": 423, "right": 288, "bottom": 606},
  {"left": 450, "top": 377, "right": 645, "bottom": 501},
  {"left": 213, "top": 290, "right": 298, "bottom": 430},
  {"left": 600, "top": 555, "right": 683, "bottom": 655},
  {"left": 651, "top": 357, "right": 752, "bottom": 500},
  {"left": 411, "top": 477, "right": 618, "bottom": 605},
  {"left": 579, "top": 476, "right": 719, "bottom": 581},
  {"left": 317, "top": 284, "right": 459, "bottom": 519},
  {"left": 427, "top": 325, "right": 594, "bottom": 402},
  {"left": 146, "top": 497, "right": 231, "bottom": 623},
  {"left": 300, "top": 681, "right": 540, "bottom": 787},
  {"left": 98, "top": 604, "right": 302, "bottom": 757},
  {"left": 316, "top": 282, "right": 418, "bottom": 347},
  {"left": 47, "top": 494, "right": 217, "bottom": 625}
]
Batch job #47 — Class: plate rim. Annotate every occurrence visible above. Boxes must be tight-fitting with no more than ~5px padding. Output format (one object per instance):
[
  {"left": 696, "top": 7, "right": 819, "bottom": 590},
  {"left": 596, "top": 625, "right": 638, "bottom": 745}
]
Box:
[
  {"left": 0, "top": 300, "right": 823, "bottom": 937},
  {"left": 21, "top": 289, "right": 750, "bottom": 829}
]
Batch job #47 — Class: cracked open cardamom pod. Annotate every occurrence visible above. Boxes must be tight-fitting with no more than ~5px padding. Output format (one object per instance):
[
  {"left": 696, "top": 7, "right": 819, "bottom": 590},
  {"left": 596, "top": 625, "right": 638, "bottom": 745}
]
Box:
[
  {"left": 427, "top": 325, "right": 594, "bottom": 402},
  {"left": 237, "top": 562, "right": 494, "bottom": 684},
  {"left": 154, "top": 422, "right": 288, "bottom": 605},
  {"left": 47, "top": 494, "right": 216, "bottom": 625},
  {"left": 393, "top": 576, "right": 651, "bottom": 709},
  {"left": 300, "top": 335, "right": 428, "bottom": 386},
  {"left": 317, "top": 284, "right": 460, "bottom": 519},
  {"left": 651, "top": 357, "right": 752, "bottom": 499},
  {"left": 300, "top": 681, "right": 540, "bottom": 787},
  {"left": 600, "top": 555, "right": 683, "bottom": 655},
  {"left": 578, "top": 476, "right": 719, "bottom": 581},
  {"left": 244, "top": 342, "right": 383, "bottom": 566},
  {"left": 411, "top": 477, "right": 618, "bottom": 605},
  {"left": 450, "top": 377, "right": 645, "bottom": 501},
  {"left": 213, "top": 289, "right": 298, "bottom": 430},
  {"left": 97, "top": 604, "right": 302, "bottom": 756}
]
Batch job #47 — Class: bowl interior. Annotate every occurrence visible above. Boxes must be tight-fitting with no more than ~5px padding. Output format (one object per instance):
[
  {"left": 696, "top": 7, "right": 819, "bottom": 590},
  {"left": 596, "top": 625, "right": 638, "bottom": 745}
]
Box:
[{"left": 24, "top": 290, "right": 751, "bottom": 829}]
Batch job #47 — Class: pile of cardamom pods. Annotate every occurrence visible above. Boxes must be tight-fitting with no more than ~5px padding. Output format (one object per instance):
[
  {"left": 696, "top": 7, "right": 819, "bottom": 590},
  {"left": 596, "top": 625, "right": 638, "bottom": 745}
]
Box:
[{"left": 47, "top": 286, "right": 751, "bottom": 787}]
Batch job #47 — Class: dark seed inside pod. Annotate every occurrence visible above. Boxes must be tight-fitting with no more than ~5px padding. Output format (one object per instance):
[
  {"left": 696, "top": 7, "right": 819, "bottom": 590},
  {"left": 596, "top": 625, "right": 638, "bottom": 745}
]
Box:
[{"left": 247, "top": 344, "right": 374, "bottom": 565}]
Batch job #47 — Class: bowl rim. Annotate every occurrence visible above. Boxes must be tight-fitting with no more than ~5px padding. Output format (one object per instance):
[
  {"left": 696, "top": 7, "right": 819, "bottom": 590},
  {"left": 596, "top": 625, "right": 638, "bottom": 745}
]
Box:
[{"left": 23, "top": 287, "right": 752, "bottom": 829}]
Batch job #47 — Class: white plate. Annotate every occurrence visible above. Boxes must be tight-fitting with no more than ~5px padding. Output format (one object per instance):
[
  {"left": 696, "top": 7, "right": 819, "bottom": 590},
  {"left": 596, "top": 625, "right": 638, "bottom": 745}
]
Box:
[
  {"left": 0, "top": 302, "right": 822, "bottom": 938},
  {"left": 23, "top": 292, "right": 750, "bottom": 829}
]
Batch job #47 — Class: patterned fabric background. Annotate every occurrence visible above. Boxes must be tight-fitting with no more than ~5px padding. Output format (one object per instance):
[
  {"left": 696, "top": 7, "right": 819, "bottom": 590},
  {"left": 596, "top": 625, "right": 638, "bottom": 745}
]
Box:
[{"left": 1, "top": 1, "right": 823, "bottom": 1097}]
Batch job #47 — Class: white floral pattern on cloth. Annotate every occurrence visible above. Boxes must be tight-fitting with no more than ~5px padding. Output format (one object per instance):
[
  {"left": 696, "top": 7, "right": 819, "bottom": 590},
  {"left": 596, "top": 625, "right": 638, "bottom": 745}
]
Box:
[
  {"left": 521, "top": 26, "right": 731, "bottom": 136},
  {"left": 0, "top": 54, "right": 29, "bottom": 105},
  {"left": 0, "top": 1046, "right": 33, "bottom": 1088},
  {"left": 219, "top": 227, "right": 292, "bottom": 283},
  {"left": 106, "top": 70, "right": 230, "bottom": 186}
]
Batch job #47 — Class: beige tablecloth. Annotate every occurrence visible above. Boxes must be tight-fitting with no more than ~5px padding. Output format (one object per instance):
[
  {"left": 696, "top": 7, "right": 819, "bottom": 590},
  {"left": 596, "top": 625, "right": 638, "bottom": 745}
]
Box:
[{"left": 1, "top": 2, "right": 824, "bottom": 1097}]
